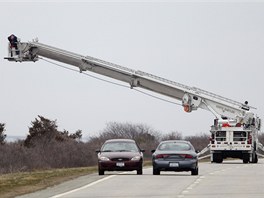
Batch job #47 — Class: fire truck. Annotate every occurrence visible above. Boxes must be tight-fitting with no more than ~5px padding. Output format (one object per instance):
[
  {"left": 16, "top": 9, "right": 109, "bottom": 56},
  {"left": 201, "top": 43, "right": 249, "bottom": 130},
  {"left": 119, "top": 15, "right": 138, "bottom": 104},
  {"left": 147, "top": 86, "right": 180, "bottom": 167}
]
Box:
[{"left": 4, "top": 36, "right": 264, "bottom": 163}]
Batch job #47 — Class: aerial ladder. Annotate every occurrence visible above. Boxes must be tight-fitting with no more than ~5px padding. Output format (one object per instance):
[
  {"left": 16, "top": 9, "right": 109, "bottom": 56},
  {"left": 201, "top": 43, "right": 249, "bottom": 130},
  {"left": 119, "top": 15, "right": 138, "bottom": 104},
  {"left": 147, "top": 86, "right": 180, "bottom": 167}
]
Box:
[{"left": 4, "top": 36, "right": 264, "bottom": 163}]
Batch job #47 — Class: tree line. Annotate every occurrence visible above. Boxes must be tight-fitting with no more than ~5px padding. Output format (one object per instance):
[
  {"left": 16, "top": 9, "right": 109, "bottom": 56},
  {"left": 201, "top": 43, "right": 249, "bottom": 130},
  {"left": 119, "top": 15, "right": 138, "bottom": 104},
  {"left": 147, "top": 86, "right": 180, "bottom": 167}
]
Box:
[{"left": 0, "top": 116, "right": 263, "bottom": 174}]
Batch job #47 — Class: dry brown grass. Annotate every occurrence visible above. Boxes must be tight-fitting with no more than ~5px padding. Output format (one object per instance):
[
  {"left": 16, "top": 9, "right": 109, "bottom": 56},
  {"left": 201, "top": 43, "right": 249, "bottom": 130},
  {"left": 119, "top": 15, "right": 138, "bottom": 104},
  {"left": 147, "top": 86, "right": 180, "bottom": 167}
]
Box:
[
  {"left": 0, "top": 161, "right": 154, "bottom": 198},
  {"left": 0, "top": 166, "right": 97, "bottom": 198}
]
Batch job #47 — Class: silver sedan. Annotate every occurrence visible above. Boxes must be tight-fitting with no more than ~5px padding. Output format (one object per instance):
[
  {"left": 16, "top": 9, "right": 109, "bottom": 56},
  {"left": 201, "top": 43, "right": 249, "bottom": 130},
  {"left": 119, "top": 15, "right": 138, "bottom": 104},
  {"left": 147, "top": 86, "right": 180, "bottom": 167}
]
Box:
[{"left": 152, "top": 140, "right": 198, "bottom": 175}]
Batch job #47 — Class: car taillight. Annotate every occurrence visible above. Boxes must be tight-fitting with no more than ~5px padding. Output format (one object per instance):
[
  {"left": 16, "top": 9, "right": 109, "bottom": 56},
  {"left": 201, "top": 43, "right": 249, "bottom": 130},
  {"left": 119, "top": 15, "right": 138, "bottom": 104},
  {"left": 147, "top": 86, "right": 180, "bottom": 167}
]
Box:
[
  {"left": 156, "top": 154, "right": 169, "bottom": 159},
  {"left": 180, "top": 154, "right": 193, "bottom": 159}
]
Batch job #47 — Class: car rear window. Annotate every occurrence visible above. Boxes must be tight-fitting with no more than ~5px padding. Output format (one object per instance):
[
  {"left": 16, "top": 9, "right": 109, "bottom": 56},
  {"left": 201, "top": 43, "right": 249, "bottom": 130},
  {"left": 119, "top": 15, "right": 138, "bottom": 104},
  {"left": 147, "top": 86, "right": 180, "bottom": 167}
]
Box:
[
  {"left": 102, "top": 142, "right": 139, "bottom": 152},
  {"left": 158, "top": 142, "right": 191, "bottom": 151}
]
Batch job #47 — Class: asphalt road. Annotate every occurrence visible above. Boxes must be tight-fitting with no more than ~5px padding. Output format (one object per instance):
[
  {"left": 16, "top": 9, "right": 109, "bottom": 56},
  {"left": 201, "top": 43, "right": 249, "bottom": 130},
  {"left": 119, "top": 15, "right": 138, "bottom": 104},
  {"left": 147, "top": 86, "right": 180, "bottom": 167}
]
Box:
[{"left": 17, "top": 159, "right": 264, "bottom": 198}]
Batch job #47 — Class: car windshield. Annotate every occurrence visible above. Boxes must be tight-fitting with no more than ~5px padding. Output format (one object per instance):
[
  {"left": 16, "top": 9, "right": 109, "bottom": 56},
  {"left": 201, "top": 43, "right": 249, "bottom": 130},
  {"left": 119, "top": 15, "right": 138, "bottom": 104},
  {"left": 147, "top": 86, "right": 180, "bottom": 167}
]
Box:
[
  {"left": 101, "top": 142, "right": 139, "bottom": 152},
  {"left": 158, "top": 142, "right": 191, "bottom": 151}
]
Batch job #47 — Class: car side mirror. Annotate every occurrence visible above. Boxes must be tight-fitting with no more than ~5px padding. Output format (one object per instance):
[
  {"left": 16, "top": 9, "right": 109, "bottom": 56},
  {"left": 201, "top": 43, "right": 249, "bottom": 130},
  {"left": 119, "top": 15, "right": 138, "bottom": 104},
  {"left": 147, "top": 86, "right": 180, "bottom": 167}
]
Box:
[
  {"left": 195, "top": 150, "right": 200, "bottom": 153},
  {"left": 95, "top": 150, "right": 101, "bottom": 153},
  {"left": 140, "top": 149, "right": 145, "bottom": 153},
  {"left": 151, "top": 149, "right": 156, "bottom": 153}
]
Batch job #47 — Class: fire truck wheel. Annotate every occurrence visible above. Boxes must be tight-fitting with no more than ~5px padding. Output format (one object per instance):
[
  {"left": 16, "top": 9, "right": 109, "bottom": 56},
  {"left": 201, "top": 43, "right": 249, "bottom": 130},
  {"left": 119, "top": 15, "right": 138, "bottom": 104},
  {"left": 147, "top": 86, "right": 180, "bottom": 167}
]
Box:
[
  {"left": 242, "top": 154, "right": 249, "bottom": 163},
  {"left": 212, "top": 153, "right": 223, "bottom": 163}
]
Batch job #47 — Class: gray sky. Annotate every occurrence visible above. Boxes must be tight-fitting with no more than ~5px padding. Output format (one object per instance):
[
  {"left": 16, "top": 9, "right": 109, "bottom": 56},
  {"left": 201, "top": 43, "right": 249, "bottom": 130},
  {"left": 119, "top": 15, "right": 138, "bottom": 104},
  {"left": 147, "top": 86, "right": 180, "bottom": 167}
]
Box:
[{"left": 1, "top": 1, "right": 264, "bottom": 140}]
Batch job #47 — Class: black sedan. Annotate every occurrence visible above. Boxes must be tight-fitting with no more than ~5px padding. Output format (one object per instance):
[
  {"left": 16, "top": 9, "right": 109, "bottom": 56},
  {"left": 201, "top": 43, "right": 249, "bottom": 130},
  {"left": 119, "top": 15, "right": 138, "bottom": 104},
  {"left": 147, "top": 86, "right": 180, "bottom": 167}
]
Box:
[
  {"left": 152, "top": 140, "right": 198, "bottom": 175},
  {"left": 97, "top": 139, "right": 144, "bottom": 175}
]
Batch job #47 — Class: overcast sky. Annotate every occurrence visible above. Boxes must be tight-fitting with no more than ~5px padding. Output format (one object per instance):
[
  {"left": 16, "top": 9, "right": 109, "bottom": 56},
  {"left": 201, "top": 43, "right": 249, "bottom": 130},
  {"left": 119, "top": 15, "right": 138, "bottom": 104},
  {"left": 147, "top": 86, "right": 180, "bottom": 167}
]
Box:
[{"left": 1, "top": 1, "right": 264, "bottom": 140}]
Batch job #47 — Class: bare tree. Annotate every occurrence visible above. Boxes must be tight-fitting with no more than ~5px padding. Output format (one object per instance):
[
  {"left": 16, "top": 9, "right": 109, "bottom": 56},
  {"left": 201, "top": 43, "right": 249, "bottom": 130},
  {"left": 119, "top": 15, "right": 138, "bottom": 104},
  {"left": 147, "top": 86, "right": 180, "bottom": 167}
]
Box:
[
  {"left": 69, "top": 129, "right": 83, "bottom": 142},
  {"left": 0, "top": 118, "right": 220, "bottom": 174},
  {"left": 258, "top": 132, "right": 264, "bottom": 145},
  {"left": 185, "top": 133, "right": 210, "bottom": 151},
  {"left": 88, "top": 122, "right": 161, "bottom": 159},
  {"left": 161, "top": 131, "right": 183, "bottom": 141},
  {"left": 96, "top": 121, "right": 160, "bottom": 143}
]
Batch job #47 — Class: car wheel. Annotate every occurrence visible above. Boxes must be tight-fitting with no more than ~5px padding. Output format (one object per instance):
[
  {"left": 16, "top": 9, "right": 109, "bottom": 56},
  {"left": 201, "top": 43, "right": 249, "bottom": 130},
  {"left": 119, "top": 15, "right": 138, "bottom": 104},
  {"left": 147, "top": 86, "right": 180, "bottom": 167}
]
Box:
[
  {"left": 98, "top": 169, "right": 104, "bottom": 175},
  {"left": 191, "top": 168, "right": 198, "bottom": 176},
  {"left": 153, "top": 168, "right": 160, "bottom": 175},
  {"left": 137, "top": 169, "right": 143, "bottom": 175}
]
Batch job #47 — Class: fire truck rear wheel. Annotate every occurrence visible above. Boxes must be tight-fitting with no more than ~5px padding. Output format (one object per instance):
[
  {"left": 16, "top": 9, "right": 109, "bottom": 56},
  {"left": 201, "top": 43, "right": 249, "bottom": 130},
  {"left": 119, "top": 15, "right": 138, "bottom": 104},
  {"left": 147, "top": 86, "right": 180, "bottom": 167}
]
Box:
[
  {"left": 251, "top": 153, "right": 258, "bottom": 163},
  {"left": 212, "top": 153, "right": 223, "bottom": 163},
  {"left": 242, "top": 154, "right": 249, "bottom": 163}
]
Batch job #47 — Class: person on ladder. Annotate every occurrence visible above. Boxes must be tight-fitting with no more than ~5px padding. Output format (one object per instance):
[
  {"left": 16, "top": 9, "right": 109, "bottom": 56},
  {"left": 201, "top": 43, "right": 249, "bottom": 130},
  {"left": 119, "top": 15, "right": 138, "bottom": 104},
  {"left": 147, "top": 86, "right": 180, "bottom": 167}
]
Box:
[{"left": 8, "top": 34, "right": 19, "bottom": 57}]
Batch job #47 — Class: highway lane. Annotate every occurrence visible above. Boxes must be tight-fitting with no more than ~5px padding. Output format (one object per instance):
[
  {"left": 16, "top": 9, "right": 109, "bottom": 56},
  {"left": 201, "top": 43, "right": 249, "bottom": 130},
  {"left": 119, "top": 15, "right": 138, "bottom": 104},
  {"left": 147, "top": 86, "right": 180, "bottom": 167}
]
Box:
[{"left": 17, "top": 159, "right": 264, "bottom": 198}]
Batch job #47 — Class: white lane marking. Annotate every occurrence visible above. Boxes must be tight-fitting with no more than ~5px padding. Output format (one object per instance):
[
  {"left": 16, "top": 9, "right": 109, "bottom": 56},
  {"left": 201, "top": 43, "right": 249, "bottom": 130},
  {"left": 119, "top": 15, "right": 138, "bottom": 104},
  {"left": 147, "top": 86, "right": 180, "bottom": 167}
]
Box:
[
  {"left": 177, "top": 195, "right": 185, "bottom": 198},
  {"left": 178, "top": 176, "right": 204, "bottom": 196},
  {"left": 195, "top": 178, "right": 202, "bottom": 182},
  {"left": 50, "top": 175, "right": 116, "bottom": 198}
]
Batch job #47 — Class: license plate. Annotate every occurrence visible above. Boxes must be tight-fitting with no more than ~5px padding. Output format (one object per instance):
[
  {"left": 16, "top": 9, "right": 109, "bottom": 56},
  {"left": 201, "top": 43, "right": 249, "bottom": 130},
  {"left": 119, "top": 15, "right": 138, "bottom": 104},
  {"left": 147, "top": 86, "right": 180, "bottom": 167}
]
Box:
[
  {"left": 169, "top": 162, "right": 179, "bottom": 167},
  {"left": 116, "top": 162, "right": 125, "bottom": 167}
]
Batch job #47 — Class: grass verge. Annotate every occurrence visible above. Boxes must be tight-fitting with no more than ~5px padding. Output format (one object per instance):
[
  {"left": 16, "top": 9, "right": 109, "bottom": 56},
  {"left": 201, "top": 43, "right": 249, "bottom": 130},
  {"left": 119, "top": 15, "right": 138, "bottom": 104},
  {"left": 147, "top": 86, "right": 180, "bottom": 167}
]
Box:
[
  {"left": 0, "top": 161, "right": 152, "bottom": 198},
  {"left": 0, "top": 166, "right": 97, "bottom": 198}
]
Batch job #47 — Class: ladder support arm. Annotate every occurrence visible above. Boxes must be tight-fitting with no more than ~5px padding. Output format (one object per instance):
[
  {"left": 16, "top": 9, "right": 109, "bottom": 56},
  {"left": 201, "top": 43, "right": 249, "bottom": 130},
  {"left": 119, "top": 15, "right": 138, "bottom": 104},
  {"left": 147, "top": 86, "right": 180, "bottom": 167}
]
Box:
[{"left": 4, "top": 38, "right": 258, "bottom": 126}]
